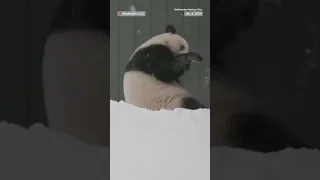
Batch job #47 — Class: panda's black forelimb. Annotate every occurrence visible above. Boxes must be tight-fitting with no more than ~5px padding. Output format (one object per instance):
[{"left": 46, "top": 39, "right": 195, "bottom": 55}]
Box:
[{"left": 181, "top": 97, "right": 206, "bottom": 110}]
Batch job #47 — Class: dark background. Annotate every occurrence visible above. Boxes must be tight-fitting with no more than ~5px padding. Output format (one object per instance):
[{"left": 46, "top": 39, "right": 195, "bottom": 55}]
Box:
[
  {"left": 0, "top": 0, "right": 64, "bottom": 128},
  {"left": 0, "top": 0, "right": 319, "bottom": 147},
  {"left": 218, "top": 0, "right": 320, "bottom": 148}
]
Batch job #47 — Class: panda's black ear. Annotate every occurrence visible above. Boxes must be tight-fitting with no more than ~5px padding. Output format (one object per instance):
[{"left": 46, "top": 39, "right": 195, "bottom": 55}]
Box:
[{"left": 165, "top": 25, "right": 176, "bottom": 34}]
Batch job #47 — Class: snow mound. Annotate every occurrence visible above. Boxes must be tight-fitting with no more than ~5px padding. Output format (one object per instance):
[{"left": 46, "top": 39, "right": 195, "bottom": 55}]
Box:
[
  {"left": 110, "top": 100, "right": 210, "bottom": 180},
  {"left": 0, "top": 121, "right": 109, "bottom": 180},
  {"left": 211, "top": 147, "right": 320, "bottom": 179},
  {"left": 0, "top": 101, "right": 318, "bottom": 180}
]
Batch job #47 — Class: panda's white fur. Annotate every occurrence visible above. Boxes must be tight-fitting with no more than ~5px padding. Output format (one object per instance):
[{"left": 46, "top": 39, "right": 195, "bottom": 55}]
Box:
[
  {"left": 123, "top": 25, "right": 203, "bottom": 111},
  {"left": 123, "top": 71, "right": 190, "bottom": 110}
]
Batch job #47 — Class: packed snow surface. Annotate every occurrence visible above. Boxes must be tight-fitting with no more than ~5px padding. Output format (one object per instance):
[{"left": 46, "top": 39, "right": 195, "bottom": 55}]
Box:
[
  {"left": 110, "top": 100, "right": 210, "bottom": 180},
  {"left": 0, "top": 101, "right": 318, "bottom": 180}
]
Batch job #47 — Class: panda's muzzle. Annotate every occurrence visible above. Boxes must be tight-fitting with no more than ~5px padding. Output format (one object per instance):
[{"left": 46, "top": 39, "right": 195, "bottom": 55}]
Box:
[{"left": 175, "top": 52, "right": 203, "bottom": 65}]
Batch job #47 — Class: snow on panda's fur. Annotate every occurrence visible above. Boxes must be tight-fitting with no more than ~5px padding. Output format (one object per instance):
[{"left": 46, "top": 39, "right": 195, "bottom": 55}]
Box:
[{"left": 123, "top": 25, "right": 205, "bottom": 111}]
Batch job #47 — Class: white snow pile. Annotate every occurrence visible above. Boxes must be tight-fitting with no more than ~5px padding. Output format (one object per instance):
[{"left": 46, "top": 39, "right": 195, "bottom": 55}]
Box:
[
  {"left": 211, "top": 147, "right": 320, "bottom": 180},
  {"left": 0, "top": 101, "right": 319, "bottom": 180},
  {"left": 110, "top": 100, "right": 210, "bottom": 180},
  {"left": 0, "top": 121, "right": 109, "bottom": 180}
]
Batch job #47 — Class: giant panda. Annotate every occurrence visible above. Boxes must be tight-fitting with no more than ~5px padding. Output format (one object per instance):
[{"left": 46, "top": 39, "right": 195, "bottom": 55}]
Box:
[{"left": 123, "top": 25, "right": 206, "bottom": 111}]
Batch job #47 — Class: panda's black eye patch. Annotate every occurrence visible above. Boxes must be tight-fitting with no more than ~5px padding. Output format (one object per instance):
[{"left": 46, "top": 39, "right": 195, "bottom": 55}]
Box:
[{"left": 180, "top": 45, "right": 185, "bottom": 51}]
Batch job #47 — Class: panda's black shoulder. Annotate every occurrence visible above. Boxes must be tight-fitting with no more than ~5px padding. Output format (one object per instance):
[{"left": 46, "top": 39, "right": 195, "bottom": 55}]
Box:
[{"left": 125, "top": 44, "right": 175, "bottom": 73}]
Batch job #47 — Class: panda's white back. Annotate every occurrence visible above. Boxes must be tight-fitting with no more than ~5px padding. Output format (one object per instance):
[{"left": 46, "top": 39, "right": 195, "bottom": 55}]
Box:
[{"left": 123, "top": 71, "right": 190, "bottom": 110}]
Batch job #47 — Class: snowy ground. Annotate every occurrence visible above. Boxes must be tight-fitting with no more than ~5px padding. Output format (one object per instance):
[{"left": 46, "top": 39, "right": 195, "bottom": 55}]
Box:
[
  {"left": 0, "top": 122, "right": 109, "bottom": 180},
  {"left": 0, "top": 101, "right": 319, "bottom": 180},
  {"left": 110, "top": 100, "right": 210, "bottom": 180}
]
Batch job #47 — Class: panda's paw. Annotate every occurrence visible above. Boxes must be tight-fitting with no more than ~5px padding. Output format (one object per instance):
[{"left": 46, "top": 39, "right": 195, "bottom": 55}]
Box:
[{"left": 181, "top": 97, "right": 206, "bottom": 110}]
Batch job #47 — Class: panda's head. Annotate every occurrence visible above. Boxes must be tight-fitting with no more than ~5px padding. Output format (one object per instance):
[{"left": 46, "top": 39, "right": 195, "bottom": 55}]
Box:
[{"left": 126, "top": 25, "right": 203, "bottom": 83}]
